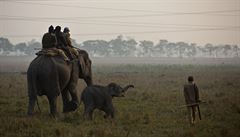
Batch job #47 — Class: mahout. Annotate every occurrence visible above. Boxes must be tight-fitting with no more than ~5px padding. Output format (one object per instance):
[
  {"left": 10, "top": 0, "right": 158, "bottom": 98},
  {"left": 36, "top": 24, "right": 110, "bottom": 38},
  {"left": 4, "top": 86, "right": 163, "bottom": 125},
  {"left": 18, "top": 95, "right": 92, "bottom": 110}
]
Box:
[{"left": 27, "top": 49, "right": 92, "bottom": 117}]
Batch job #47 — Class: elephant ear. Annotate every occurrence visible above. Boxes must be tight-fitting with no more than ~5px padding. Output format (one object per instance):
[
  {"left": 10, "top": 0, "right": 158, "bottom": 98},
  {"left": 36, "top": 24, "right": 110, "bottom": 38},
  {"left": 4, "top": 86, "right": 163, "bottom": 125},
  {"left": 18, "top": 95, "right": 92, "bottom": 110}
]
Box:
[
  {"left": 78, "top": 55, "right": 86, "bottom": 77},
  {"left": 77, "top": 50, "right": 90, "bottom": 77}
]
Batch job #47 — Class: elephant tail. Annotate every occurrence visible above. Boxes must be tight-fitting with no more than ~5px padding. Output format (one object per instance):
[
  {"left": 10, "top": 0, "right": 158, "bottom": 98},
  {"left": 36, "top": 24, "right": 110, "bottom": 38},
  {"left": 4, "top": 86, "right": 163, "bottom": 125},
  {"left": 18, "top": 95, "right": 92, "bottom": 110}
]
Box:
[{"left": 80, "top": 94, "right": 83, "bottom": 106}]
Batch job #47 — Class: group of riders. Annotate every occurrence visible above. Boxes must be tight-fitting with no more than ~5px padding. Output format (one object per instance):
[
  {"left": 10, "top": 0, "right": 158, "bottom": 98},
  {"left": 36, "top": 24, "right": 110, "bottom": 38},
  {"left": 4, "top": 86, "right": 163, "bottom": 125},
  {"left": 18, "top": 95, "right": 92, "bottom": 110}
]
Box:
[{"left": 40, "top": 25, "right": 78, "bottom": 61}]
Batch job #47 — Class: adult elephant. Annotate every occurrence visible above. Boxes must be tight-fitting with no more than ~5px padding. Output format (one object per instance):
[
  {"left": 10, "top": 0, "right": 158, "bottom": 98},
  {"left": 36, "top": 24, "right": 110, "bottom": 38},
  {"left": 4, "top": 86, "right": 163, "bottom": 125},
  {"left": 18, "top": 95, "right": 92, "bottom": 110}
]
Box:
[{"left": 27, "top": 49, "right": 93, "bottom": 117}]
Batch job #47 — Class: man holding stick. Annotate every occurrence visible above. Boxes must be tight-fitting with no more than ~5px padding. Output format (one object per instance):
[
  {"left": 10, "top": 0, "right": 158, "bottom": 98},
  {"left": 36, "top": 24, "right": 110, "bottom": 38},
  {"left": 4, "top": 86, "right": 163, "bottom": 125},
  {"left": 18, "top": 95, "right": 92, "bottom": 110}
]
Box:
[{"left": 183, "top": 76, "right": 201, "bottom": 126}]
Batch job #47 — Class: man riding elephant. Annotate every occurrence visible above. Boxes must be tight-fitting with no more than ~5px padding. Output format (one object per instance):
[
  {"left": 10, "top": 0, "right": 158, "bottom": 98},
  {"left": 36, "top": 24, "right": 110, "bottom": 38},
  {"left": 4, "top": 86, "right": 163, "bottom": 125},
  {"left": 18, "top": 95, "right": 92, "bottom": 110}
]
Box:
[
  {"left": 63, "top": 27, "right": 79, "bottom": 58},
  {"left": 40, "top": 25, "right": 69, "bottom": 61},
  {"left": 42, "top": 25, "right": 56, "bottom": 49},
  {"left": 27, "top": 26, "right": 93, "bottom": 117},
  {"left": 55, "top": 26, "right": 74, "bottom": 60}
]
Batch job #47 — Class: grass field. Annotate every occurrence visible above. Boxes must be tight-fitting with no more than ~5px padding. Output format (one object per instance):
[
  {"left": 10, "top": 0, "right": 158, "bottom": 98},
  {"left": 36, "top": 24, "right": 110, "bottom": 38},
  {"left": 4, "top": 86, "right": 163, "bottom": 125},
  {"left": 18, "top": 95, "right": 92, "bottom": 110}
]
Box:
[{"left": 0, "top": 57, "right": 240, "bottom": 137}]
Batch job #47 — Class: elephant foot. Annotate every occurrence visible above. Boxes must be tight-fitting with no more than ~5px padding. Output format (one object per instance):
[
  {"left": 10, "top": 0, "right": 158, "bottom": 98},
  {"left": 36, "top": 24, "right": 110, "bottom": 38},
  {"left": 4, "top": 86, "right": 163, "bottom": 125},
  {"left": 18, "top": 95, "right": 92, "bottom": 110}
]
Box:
[
  {"left": 63, "top": 101, "right": 78, "bottom": 113},
  {"left": 103, "top": 114, "right": 108, "bottom": 119},
  {"left": 27, "top": 112, "right": 36, "bottom": 118},
  {"left": 27, "top": 111, "right": 41, "bottom": 117},
  {"left": 27, "top": 111, "right": 34, "bottom": 116}
]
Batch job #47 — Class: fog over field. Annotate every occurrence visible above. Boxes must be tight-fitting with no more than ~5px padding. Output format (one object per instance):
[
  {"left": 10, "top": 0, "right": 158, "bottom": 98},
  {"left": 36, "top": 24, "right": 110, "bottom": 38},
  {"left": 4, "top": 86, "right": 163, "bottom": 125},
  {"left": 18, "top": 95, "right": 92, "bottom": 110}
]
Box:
[
  {"left": 0, "top": 62, "right": 240, "bottom": 137},
  {"left": 0, "top": 0, "right": 240, "bottom": 136},
  {"left": 0, "top": 56, "right": 240, "bottom": 72}
]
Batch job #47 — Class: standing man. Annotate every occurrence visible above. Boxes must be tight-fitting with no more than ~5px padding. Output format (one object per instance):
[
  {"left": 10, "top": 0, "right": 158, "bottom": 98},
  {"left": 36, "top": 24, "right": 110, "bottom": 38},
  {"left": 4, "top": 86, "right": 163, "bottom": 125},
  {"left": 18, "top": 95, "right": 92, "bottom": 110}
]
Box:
[{"left": 183, "top": 76, "right": 201, "bottom": 125}]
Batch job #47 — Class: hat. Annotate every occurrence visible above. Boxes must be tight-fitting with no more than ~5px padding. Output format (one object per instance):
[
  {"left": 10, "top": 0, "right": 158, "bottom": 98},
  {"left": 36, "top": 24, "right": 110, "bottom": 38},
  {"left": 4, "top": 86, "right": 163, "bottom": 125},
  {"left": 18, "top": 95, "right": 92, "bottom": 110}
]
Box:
[
  {"left": 63, "top": 27, "right": 70, "bottom": 33},
  {"left": 48, "top": 25, "right": 54, "bottom": 33},
  {"left": 55, "top": 26, "right": 61, "bottom": 33},
  {"left": 188, "top": 76, "right": 194, "bottom": 82}
]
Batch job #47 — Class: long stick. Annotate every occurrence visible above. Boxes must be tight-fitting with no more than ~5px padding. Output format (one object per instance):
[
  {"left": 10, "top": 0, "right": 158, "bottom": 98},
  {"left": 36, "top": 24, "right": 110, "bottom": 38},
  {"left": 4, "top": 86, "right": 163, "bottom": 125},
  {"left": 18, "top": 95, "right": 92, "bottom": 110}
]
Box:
[
  {"left": 178, "top": 101, "right": 206, "bottom": 108},
  {"left": 197, "top": 105, "right": 201, "bottom": 120}
]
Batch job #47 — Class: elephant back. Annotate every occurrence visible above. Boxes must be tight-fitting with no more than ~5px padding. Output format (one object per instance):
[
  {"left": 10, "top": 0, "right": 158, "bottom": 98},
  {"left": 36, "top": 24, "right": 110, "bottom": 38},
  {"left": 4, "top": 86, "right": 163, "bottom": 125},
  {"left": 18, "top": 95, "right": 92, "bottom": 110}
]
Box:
[{"left": 27, "top": 55, "right": 65, "bottom": 97}]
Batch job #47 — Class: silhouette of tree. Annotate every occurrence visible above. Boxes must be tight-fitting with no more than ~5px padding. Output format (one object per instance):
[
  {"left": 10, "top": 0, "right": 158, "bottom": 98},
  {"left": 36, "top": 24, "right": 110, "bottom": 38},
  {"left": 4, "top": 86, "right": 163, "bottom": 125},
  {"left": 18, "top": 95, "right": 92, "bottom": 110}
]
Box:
[
  {"left": 125, "top": 38, "right": 137, "bottom": 57},
  {"left": 223, "top": 44, "right": 231, "bottom": 57},
  {"left": 15, "top": 42, "right": 27, "bottom": 52},
  {"left": 176, "top": 42, "right": 189, "bottom": 58},
  {"left": 154, "top": 40, "right": 166, "bottom": 57},
  {"left": 25, "top": 39, "right": 41, "bottom": 55},
  {"left": 204, "top": 43, "right": 214, "bottom": 57},
  {"left": 139, "top": 40, "right": 154, "bottom": 57},
  {"left": 0, "top": 37, "right": 14, "bottom": 51},
  {"left": 232, "top": 45, "right": 239, "bottom": 57},
  {"left": 187, "top": 43, "right": 197, "bottom": 57},
  {"left": 82, "top": 40, "right": 109, "bottom": 57}
]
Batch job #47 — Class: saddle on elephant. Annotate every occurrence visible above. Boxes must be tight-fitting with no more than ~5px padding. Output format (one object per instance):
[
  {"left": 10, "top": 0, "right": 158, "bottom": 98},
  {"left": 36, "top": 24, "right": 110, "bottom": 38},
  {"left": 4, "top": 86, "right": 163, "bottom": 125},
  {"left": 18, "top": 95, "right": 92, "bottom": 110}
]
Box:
[
  {"left": 68, "top": 46, "right": 79, "bottom": 58},
  {"left": 36, "top": 47, "right": 70, "bottom": 61}
]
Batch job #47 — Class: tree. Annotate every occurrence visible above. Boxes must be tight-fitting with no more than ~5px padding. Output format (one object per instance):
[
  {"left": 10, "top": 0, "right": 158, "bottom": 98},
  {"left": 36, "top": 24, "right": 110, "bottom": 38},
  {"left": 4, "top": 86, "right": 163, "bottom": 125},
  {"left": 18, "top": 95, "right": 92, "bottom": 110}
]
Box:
[
  {"left": 188, "top": 43, "right": 197, "bottom": 57},
  {"left": 15, "top": 42, "right": 27, "bottom": 52},
  {"left": 81, "top": 40, "right": 110, "bottom": 57},
  {"left": 232, "top": 45, "right": 239, "bottom": 57},
  {"left": 25, "top": 39, "right": 41, "bottom": 55},
  {"left": 125, "top": 38, "right": 137, "bottom": 57},
  {"left": 109, "top": 35, "right": 137, "bottom": 57},
  {"left": 204, "top": 43, "right": 214, "bottom": 57},
  {"left": 167, "top": 42, "right": 178, "bottom": 57},
  {"left": 176, "top": 42, "right": 188, "bottom": 58},
  {"left": 223, "top": 44, "right": 231, "bottom": 57},
  {"left": 0, "top": 37, "right": 14, "bottom": 51},
  {"left": 154, "top": 40, "right": 167, "bottom": 57},
  {"left": 139, "top": 40, "right": 154, "bottom": 57}
]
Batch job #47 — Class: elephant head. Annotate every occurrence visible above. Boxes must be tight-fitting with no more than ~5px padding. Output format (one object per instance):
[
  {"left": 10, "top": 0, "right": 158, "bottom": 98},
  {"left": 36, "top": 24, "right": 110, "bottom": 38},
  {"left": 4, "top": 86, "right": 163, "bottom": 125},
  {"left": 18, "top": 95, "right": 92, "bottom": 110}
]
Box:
[
  {"left": 77, "top": 49, "right": 93, "bottom": 86},
  {"left": 108, "top": 83, "right": 134, "bottom": 97}
]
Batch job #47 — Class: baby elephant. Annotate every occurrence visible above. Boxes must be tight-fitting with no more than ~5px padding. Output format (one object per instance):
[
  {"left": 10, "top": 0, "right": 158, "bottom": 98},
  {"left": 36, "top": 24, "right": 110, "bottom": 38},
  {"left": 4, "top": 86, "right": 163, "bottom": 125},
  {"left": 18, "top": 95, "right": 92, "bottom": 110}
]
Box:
[{"left": 81, "top": 83, "right": 134, "bottom": 120}]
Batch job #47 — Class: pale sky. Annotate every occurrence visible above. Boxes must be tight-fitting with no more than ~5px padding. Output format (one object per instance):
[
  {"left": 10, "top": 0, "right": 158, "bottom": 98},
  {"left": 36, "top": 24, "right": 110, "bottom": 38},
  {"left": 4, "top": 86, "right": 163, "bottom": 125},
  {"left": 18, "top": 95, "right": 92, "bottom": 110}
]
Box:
[{"left": 0, "top": 0, "right": 240, "bottom": 46}]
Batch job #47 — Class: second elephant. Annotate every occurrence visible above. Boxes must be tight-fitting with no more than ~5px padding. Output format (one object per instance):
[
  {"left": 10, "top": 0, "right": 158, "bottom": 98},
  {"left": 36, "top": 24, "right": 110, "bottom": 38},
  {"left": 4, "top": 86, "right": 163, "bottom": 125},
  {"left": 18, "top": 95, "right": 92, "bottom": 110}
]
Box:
[{"left": 81, "top": 83, "right": 134, "bottom": 120}]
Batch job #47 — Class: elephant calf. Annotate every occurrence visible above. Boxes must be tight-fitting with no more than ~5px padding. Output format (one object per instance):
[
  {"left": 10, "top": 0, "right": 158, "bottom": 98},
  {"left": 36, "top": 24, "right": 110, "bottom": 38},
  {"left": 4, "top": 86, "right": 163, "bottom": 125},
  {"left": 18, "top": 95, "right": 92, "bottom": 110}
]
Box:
[{"left": 81, "top": 83, "right": 134, "bottom": 120}]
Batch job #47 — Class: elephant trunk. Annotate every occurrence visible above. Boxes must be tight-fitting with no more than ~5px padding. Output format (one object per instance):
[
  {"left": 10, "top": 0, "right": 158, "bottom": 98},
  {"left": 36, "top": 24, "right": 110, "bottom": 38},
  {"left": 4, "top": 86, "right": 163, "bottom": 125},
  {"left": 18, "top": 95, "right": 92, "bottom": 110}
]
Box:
[{"left": 122, "top": 84, "right": 134, "bottom": 92}]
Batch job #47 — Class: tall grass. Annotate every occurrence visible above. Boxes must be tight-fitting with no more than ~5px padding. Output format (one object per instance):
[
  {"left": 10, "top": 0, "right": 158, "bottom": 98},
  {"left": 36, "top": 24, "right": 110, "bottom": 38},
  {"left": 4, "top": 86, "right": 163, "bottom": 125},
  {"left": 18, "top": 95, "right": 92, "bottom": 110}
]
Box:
[{"left": 0, "top": 64, "right": 240, "bottom": 137}]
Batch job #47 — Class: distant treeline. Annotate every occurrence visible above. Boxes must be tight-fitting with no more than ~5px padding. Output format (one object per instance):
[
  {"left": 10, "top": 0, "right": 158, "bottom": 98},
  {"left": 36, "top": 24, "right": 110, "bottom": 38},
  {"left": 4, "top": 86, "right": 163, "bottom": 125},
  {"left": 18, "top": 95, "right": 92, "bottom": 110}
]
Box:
[{"left": 0, "top": 35, "right": 239, "bottom": 58}]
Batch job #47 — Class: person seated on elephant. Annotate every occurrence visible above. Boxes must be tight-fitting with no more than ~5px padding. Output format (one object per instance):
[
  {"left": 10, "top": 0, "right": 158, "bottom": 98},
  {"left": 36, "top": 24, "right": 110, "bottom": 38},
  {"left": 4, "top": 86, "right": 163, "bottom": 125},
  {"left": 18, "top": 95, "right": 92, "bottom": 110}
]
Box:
[
  {"left": 183, "top": 76, "right": 201, "bottom": 125},
  {"left": 39, "top": 25, "right": 69, "bottom": 61},
  {"left": 63, "top": 27, "right": 79, "bottom": 58},
  {"left": 55, "top": 26, "right": 74, "bottom": 60},
  {"left": 42, "top": 25, "right": 56, "bottom": 49}
]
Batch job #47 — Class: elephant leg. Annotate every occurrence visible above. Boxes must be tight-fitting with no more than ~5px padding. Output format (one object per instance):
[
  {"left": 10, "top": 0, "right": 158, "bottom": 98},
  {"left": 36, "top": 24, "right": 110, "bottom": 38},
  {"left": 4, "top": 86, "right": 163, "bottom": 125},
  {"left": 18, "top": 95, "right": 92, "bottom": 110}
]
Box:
[
  {"left": 84, "top": 105, "right": 94, "bottom": 120},
  {"left": 192, "top": 106, "right": 196, "bottom": 122},
  {"left": 106, "top": 103, "right": 115, "bottom": 118},
  {"left": 110, "top": 111, "right": 115, "bottom": 119},
  {"left": 102, "top": 107, "right": 115, "bottom": 119},
  {"left": 27, "top": 95, "right": 37, "bottom": 116},
  {"left": 67, "top": 87, "right": 79, "bottom": 112},
  {"left": 61, "top": 89, "right": 71, "bottom": 113},
  {"left": 47, "top": 96, "right": 58, "bottom": 117}
]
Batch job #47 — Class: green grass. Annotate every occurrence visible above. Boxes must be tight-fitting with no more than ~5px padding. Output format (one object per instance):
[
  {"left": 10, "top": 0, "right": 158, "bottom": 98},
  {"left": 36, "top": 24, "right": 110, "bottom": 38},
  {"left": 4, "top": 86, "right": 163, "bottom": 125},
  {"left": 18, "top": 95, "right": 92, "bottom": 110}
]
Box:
[{"left": 0, "top": 64, "right": 240, "bottom": 137}]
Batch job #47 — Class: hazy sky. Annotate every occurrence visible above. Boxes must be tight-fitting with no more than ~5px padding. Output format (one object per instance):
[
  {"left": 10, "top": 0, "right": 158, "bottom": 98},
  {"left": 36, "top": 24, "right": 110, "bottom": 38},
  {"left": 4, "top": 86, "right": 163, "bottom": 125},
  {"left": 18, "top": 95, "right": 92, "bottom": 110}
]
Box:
[{"left": 0, "top": 0, "right": 240, "bottom": 45}]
